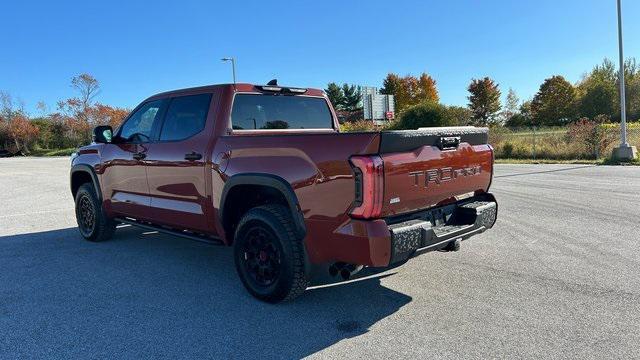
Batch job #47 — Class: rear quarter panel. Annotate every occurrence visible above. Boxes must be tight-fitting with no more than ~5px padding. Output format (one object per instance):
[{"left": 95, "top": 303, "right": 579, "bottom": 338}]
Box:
[{"left": 214, "top": 132, "right": 379, "bottom": 263}]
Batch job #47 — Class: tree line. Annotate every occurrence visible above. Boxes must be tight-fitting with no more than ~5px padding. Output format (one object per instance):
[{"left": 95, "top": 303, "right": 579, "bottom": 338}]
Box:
[
  {"left": 0, "top": 74, "right": 128, "bottom": 154},
  {"left": 334, "top": 57, "right": 640, "bottom": 130},
  {"left": 2, "top": 58, "right": 638, "bottom": 154}
]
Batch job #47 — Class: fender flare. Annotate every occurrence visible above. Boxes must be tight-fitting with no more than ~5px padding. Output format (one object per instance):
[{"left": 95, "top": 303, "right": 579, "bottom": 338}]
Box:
[
  {"left": 70, "top": 164, "right": 102, "bottom": 202},
  {"left": 220, "top": 173, "right": 306, "bottom": 239}
]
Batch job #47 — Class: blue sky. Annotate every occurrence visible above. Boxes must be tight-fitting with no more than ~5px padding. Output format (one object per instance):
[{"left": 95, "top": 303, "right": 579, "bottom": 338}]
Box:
[{"left": 2, "top": 0, "right": 639, "bottom": 114}]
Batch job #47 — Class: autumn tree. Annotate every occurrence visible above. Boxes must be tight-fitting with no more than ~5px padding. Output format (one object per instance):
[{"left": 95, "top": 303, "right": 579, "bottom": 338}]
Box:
[
  {"left": 467, "top": 77, "right": 501, "bottom": 126},
  {"left": 8, "top": 114, "right": 39, "bottom": 153},
  {"left": 90, "top": 104, "right": 129, "bottom": 129},
  {"left": 531, "top": 75, "right": 577, "bottom": 126},
  {"left": 0, "top": 92, "right": 38, "bottom": 153},
  {"left": 57, "top": 73, "right": 107, "bottom": 144},
  {"left": 58, "top": 73, "right": 101, "bottom": 123},
  {"left": 325, "top": 82, "right": 345, "bottom": 110},
  {"left": 393, "top": 76, "right": 413, "bottom": 112},
  {"left": 381, "top": 72, "right": 439, "bottom": 113},
  {"left": 417, "top": 73, "right": 439, "bottom": 103}
]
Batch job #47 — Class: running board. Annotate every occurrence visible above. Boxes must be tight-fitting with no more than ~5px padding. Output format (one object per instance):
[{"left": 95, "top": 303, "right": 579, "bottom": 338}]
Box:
[{"left": 115, "top": 218, "right": 224, "bottom": 246}]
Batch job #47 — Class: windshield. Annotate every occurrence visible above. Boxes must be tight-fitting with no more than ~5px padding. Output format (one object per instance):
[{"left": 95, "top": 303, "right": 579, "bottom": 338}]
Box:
[{"left": 231, "top": 94, "right": 333, "bottom": 130}]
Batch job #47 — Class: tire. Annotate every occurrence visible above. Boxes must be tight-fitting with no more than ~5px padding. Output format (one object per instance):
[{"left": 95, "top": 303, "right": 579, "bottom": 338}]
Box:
[
  {"left": 233, "top": 204, "right": 309, "bottom": 303},
  {"left": 75, "top": 183, "right": 116, "bottom": 242}
]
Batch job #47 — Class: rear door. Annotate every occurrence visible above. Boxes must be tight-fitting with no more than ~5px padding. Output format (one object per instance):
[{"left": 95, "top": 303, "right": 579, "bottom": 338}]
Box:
[
  {"left": 379, "top": 128, "right": 494, "bottom": 217},
  {"left": 101, "top": 99, "right": 166, "bottom": 220},
  {"left": 143, "top": 93, "right": 214, "bottom": 233}
]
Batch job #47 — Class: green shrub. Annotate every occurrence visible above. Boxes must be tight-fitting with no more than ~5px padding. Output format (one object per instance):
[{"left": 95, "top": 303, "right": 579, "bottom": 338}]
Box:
[
  {"left": 393, "top": 101, "right": 457, "bottom": 130},
  {"left": 444, "top": 106, "right": 472, "bottom": 125},
  {"left": 502, "top": 142, "right": 514, "bottom": 158}
]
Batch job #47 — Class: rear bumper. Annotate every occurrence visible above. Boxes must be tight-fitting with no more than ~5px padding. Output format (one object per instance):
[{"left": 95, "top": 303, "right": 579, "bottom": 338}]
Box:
[
  {"left": 387, "top": 193, "right": 497, "bottom": 265},
  {"left": 316, "top": 193, "right": 497, "bottom": 267},
  {"left": 307, "top": 193, "right": 497, "bottom": 268}
]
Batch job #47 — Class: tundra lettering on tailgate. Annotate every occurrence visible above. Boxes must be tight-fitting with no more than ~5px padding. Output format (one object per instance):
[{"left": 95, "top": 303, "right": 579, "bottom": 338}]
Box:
[{"left": 409, "top": 165, "right": 482, "bottom": 188}]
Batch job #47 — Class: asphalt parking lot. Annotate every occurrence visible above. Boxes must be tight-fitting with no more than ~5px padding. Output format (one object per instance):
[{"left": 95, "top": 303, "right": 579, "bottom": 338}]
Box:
[{"left": 1, "top": 157, "right": 639, "bottom": 359}]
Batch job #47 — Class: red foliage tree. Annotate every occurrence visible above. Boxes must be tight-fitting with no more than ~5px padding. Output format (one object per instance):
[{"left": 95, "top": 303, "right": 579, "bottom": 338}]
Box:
[{"left": 8, "top": 114, "right": 39, "bottom": 153}]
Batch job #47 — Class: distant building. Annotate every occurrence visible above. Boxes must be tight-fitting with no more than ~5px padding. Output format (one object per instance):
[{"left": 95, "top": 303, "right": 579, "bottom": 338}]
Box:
[{"left": 361, "top": 86, "right": 395, "bottom": 125}]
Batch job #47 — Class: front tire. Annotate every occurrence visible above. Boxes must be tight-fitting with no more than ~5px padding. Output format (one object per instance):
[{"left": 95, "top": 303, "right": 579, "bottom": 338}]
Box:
[
  {"left": 233, "top": 205, "right": 309, "bottom": 303},
  {"left": 75, "top": 183, "right": 116, "bottom": 242}
]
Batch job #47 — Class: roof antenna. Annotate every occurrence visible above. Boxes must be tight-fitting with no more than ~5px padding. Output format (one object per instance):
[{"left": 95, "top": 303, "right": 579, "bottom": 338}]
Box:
[{"left": 267, "top": 79, "right": 278, "bottom": 86}]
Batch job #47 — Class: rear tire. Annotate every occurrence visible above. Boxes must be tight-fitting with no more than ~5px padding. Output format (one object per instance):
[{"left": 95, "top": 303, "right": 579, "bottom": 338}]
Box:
[
  {"left": 233, "top": 204, "right": 309, "bottom": 303},
  {"left": 75, "top": 183, "right": 116, "bottom": 242}
]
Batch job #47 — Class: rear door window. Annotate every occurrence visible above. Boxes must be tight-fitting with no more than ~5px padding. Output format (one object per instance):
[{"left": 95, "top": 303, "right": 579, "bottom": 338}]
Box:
[
  {"left": 159, "top": 94, "right": 212, "bottom": 141},
  {"left": 231, "top": 94, "right": 333, "bottom": 130}
]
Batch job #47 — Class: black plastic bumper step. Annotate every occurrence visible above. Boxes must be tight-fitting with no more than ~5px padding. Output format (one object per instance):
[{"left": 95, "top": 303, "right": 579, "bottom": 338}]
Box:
[{"left": 387, "top": 194, "right": 497, "bottom": 264}]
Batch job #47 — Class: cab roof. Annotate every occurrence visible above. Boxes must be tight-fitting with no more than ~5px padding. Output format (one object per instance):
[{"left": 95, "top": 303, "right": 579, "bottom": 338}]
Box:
[{"left": 146, "top": 83, "right": 325, "bottom": 102}]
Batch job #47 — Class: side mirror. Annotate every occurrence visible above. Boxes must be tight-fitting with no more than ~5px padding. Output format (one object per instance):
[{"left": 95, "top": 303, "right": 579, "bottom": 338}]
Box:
[{"left": 93, "top": 126, "right": 113, "bottom": 143}]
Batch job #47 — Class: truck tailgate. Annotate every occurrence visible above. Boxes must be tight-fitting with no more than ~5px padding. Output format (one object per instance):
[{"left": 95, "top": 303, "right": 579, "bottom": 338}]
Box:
[{"left": 378, "top": 127, "right": 493, "bottom": 217}]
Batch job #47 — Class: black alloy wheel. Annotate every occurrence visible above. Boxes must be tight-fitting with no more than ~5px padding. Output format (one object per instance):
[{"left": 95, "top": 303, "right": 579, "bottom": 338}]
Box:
[{"left": 241, "top": 226, "right": 282, "bottom": 287}]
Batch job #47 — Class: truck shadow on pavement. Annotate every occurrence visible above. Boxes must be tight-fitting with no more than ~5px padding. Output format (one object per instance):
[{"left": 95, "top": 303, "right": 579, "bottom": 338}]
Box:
[{"left": 0, "top": 226, "right": 412, "bottom": 359}]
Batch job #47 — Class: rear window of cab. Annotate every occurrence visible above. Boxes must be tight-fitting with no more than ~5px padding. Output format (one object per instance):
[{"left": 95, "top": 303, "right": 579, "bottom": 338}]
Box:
[{"left": 231, "top": 94, "right": 333, "bottom": 130}]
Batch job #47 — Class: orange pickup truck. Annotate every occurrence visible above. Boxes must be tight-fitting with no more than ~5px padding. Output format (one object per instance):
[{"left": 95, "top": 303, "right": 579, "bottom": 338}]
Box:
[{"left": 70, "top": 81, "right": 497, "bottom": 302}]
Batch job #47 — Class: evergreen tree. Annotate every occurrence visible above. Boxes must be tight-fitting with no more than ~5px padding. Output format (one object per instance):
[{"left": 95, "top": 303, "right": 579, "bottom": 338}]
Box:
[
  {"left": 380, "top": 73, "right": 401, "bottom": 95},
  {"left": 502, "top": 88, "right": 520, "bottom": 124},
  {"left": 325, "top": 82, "right": 345, "bottom": 110},
  {"left": 341, "top": 84, "right": 362, "bottom": 111}
]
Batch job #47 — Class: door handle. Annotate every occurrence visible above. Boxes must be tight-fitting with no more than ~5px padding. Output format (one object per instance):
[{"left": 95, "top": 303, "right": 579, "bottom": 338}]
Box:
[
  {"left": 184, "top": 151, "right": 202, "bottom": 161},
  {"left": 133, "top": 152, "right": 146, "bottom": 160}
]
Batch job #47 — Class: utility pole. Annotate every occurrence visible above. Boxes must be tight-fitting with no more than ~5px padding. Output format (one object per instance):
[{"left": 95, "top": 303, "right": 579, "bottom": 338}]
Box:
[
  {"left": 613, "top": 0, "right": 638, "bottom": 160},
  {"left": 221, "top": 57, "right": 236, "bottom": 84}
]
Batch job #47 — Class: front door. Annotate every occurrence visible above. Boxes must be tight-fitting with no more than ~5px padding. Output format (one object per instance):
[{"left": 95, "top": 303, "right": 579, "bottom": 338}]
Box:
[
  {"left": 143, "top": 93, "right": 214, "bottom": 233},
  {"left": 101, "top": 99, "right": 166, "bottom": 220}
]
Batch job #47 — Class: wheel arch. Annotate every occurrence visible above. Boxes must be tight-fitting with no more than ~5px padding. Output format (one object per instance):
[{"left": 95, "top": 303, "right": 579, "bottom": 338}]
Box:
[
  {"left": 220, "top": 173, "right": 306, "bottom": 242},
  {"left": 70, "top": 164, "right": 102, "bottom": 202}
]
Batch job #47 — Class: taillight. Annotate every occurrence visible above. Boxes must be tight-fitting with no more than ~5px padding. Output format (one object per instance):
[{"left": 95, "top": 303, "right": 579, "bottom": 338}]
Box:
[{"left": 349, "top": 155, "right": 384, "bottom": 219}]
